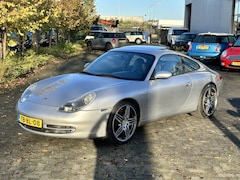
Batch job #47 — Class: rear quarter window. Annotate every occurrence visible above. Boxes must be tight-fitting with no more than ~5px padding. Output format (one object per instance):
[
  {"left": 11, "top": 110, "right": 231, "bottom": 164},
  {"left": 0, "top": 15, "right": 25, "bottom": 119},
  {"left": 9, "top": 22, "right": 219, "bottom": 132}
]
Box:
[
  {"left": 114, "top": 33, "right": 126, "bottom": 38},
  {"left": 181, "top": 56, "right": 200, "bottom": 72}
]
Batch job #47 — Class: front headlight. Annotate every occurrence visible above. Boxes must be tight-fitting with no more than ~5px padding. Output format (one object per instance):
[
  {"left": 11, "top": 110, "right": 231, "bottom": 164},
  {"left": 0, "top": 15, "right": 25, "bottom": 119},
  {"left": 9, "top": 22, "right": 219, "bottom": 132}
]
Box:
[
  {"left": 59, "top": 93, "right": 96, "bottom": 112},
  {"left": 19, "top": 83, "right": 37, "bottom": 103},
  {"left": 220, "top": 50, "right": 227, "bottom": 59}
]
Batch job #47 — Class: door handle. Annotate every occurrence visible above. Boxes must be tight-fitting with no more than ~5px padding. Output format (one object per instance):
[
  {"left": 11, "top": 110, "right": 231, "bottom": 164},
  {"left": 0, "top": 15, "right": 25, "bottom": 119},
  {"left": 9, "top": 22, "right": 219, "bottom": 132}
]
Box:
[{"left": 186, "top": 82, "right": 192, "bottom": 86}]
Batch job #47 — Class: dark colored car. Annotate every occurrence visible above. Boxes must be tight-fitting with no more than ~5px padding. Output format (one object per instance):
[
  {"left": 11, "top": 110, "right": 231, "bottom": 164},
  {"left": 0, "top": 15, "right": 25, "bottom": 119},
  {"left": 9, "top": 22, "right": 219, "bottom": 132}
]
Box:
[
  {"left": 174, "top": 32, "right": 197, "bottom": 51},
  {"left": 187, "top": 33, "right": 236, "bottom": 62}
]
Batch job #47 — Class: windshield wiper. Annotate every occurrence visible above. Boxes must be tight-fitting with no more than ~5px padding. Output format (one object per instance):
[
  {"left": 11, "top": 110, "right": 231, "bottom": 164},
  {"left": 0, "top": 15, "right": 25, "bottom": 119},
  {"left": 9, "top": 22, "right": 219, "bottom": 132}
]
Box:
[
  {"left": 95, "top": 73, "right": 124, "bottom": 79},
  {"left": 81, "top": 71, "right": 96, "bottom": 76}
]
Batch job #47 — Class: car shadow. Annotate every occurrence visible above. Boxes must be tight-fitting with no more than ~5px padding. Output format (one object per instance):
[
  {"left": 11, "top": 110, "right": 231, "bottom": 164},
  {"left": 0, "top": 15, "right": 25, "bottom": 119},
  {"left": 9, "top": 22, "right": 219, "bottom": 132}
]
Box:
[
  {"left": 210, "top": 116, "right": 240, "bottom": 148},
  {"left": 209, "top": 97, "right": 240, "bottom": 148},
  {"left": 210, "top": 98, "right": 240, "bottom": 148},
  {"left": 227, "top": 98, "right": 240, "bottom": 118},
  {"left": 93, "top": 126, "right": 154, "bottom": 179}
]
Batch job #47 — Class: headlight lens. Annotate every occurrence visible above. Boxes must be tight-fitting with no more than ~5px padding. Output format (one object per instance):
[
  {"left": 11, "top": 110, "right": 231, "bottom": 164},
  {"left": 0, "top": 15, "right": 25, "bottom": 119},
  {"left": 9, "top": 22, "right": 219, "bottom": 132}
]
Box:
[
  {"left": 59, "top": 93, "right": 96, "bottom": 112},
  {"left": 221, "top": 50, "right": 227, "bottom": 58},
  {"left": 19, "top": 84, "right": 37, "bottom": 103}
]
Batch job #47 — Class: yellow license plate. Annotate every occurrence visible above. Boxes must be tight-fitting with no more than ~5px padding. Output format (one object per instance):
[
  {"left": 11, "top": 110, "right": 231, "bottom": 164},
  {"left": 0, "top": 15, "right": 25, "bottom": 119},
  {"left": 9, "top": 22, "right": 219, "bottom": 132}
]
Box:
[
  {"left": 18, "top": 114, "right": 43, "bottom": 128},
  {"left": 197, "top": 45, "right": 209, "bottom": 50},
  {"left": 232, "top": 62, "right": 240, "bottom": 66},
  {"left": 119, "top": 40, "right": 126, "bottom": 43}
]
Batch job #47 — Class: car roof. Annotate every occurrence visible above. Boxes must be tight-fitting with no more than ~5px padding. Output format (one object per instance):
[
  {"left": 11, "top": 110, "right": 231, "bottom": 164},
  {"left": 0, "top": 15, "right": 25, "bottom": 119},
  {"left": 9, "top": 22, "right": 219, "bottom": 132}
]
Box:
[
  {"left": 169, "top": 27, "right": 188, "bottom": 29},
  {"left": 181, "top": 32, "right": 197, "bottom": 35},
  {"left": 111, "top": 45, "right": 172, "bottom": 56},
  {"left": 198, "top": 32, "right": 234, "bottom": 36},
  {"left": 99, "top": 31, "right": 123, "bottom": 34}
]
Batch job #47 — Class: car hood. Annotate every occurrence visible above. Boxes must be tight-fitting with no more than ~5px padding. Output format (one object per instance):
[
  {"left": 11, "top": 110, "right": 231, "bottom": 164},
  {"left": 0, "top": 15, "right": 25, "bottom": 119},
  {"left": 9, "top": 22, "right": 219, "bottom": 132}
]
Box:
[
  {"left": 176, "top": 39, "right": 190, "bottom": 42},
  {"left": 27, "top": 73, "right": 134, "bottom": 106},
  {"left": 227, "top": 46, "right": 240, "bottom": 54}
]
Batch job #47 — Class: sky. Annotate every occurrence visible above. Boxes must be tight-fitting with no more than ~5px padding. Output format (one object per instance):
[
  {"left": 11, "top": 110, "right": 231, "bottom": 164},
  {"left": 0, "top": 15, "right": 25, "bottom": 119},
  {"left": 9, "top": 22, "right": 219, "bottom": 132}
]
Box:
[{"left": 95, "top": 0, "right": 185, "bottom": 20}]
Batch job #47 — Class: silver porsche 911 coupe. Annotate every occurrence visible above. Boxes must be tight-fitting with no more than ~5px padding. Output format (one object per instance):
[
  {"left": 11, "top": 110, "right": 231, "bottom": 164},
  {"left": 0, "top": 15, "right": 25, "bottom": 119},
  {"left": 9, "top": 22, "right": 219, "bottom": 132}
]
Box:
[{"left": 16, "top": 45, "right": 223, "bottom": 144}]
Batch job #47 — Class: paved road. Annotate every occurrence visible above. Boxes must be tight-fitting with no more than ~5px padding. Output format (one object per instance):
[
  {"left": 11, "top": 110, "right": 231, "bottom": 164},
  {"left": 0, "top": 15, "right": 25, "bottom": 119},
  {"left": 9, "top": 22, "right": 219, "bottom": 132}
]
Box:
[{"left": 0, "top": 51, "right": 240, "bottom": 180}]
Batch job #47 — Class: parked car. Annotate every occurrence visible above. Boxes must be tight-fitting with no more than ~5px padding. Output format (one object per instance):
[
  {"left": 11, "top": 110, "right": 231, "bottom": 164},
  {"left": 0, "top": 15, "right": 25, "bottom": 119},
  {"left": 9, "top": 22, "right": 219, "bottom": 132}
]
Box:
[
  {"left": 86, "top": 31, "right": 129, "bottom": 51},
  {"left": 220, "top": 37, "right": 240, "bottom": 70},
  {"left": 16, "top": 45, "right": 223, "bottom": 145},
  {"left": 8, "top": 32, "right": 32, "bottom": 52},
  {"left": 174, "top": 32, "right": 197, "bottom": 51},
  {"left": 124, "top": 31, "right": 146, "bottom": 44},
  {"left": 84, "top": 31, "right": 102, "bottom": 42},
  {"left": 167, "top": 27, "right": 189, "bottom": 47},
  {"left": 187, "top": 32, "right": 236, "bottom": 62}
]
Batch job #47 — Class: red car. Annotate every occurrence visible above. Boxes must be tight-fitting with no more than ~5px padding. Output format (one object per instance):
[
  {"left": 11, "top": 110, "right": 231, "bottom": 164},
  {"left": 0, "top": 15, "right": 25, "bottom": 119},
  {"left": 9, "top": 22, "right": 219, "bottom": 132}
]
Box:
[{"left": 220, "top": 38, "right": 240, "bottom": 70}]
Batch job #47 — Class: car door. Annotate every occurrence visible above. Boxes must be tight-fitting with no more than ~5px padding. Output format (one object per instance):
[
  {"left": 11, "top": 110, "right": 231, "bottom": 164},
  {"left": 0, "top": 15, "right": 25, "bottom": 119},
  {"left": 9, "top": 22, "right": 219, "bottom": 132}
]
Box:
[
  {"left": 147, "top": 54, "right": 193, "bottom": 120},
  {"left": 94, "top": 32, "right": 105, "bottom": 49}
]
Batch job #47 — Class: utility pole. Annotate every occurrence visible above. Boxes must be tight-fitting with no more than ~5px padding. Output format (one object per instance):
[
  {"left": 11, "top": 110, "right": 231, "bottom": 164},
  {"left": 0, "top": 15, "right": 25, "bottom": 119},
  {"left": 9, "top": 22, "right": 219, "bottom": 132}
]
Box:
[{"left": 232, "top": 0, "right": 236, "bottom": 34}]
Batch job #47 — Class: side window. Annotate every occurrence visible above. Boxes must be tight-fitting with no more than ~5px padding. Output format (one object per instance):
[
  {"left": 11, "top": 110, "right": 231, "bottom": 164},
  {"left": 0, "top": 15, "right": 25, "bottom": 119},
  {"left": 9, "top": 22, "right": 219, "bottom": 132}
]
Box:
[
  {"left": 155, "top": 55, "right": 183, "bottom": 76},
  {"left": 136, "top": 32, "right": 142, "bottom": 35},
  {"left": 98, "top": 33, "right": 104, "bottom": 38},
  {"left": 220, "top": 37, "right": 228, "bottom": 43},
  {"left": 103, "top": 33, "right": 110, "bottom": 38},
  {"left": 181, "top": 56, "right": 200, "bottom": 72},
  {"left": 228, "top": 36, "right": 236, "bottom": 43}
]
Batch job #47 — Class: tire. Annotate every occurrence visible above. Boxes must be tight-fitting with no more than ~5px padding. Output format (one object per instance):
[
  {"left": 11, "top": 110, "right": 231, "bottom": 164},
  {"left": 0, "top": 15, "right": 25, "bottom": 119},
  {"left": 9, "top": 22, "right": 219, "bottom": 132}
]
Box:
[
  {"left": 105, "top": 43, "right": 113, "bottom": 51},
  {"left": 135, "top": 38, "right": 142, "bottom": 45},
  {"left": 193, "top": 84, "right": 217, "bottom": 118},
  {"left": 107, "top": 101, "right": 138, "bottom": 145},
  {"left": 87, "top": 41, "right": 92, "bottom": 51}
]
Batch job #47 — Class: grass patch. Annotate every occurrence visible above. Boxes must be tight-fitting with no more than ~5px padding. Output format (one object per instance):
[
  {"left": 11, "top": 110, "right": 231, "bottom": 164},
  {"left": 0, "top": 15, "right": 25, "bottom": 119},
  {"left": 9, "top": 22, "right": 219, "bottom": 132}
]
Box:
[{"left": 0, "top": 41, "right": 84, "bottom": 85}]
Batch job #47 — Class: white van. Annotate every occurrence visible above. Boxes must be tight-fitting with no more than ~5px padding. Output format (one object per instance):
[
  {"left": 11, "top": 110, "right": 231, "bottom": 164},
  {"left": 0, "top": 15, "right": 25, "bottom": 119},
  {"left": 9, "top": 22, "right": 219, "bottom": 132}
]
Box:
[{"left": 167, "top": 27, "right": 189, "bottom": 47}]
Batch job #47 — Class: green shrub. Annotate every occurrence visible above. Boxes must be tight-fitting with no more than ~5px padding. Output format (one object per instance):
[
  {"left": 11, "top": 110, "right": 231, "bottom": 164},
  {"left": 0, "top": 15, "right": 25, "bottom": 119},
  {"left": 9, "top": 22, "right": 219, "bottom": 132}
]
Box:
[{"left": 0, "top": 42, "right": 84, "bottom": 84}]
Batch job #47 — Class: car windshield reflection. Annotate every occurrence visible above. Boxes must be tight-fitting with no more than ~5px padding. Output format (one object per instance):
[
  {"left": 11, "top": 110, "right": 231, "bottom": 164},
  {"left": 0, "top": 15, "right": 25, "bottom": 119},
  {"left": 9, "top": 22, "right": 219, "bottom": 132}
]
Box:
[{"left": 83, "top": 51, "right": 155, "bottom": 81}]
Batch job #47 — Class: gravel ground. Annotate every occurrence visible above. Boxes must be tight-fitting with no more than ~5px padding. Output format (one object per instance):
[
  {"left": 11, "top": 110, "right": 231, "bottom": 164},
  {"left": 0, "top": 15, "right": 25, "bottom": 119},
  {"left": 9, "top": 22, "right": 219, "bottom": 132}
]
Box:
[{"left": 0, "top": 50, "right": 240, "bottom": 180}]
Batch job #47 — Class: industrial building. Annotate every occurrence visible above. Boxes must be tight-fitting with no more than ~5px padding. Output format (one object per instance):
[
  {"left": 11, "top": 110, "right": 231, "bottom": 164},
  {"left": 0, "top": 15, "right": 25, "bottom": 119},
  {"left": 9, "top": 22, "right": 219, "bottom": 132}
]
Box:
[{"left": 184, "top": 0, "right": 239, "bottom": 34}]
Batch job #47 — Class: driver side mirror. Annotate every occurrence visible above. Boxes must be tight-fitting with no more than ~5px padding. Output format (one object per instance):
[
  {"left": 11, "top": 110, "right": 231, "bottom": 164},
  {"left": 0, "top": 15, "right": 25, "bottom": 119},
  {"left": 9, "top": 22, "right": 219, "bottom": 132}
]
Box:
[{"left": 154, "top": 71, "right": 172, "bottom": 79}]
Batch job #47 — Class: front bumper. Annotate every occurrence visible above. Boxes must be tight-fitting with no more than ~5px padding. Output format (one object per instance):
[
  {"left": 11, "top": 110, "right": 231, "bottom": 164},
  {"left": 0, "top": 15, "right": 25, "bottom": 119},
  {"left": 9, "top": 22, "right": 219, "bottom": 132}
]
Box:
[
  {"left": 221, "top": 59, "right": 240, "bottom": 70},
  {"left": 16, "top": 101, "right": 111, "bottom": 139}
]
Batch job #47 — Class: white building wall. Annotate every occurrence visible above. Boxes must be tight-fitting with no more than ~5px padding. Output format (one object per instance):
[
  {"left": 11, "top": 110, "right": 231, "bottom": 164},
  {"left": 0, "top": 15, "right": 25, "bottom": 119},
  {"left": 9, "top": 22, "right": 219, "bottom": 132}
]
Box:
[
  {"left": 100, "top": 15, "right": 143, "bottom": 23},
  {"left": 185, "top": 0, "right": 233, "bottom": 33}
]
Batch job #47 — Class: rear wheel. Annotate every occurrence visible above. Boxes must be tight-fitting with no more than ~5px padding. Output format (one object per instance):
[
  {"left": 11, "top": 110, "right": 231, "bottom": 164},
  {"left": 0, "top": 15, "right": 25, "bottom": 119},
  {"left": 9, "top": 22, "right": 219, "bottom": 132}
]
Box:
[
  {"left": 193, "top": 84, "right": 217, "bottom": 118},
  {"left": 87, "top": 41, "right": 92, "bottom": 51},
  {"left": 107, "top": 101, "right": 138, "bottom": 145},
  {"left": 105, "top": 43, "right": 113, "bottom": 51},
  {"left": 135, "top": 38, "right": 142, "bottom": 45}
]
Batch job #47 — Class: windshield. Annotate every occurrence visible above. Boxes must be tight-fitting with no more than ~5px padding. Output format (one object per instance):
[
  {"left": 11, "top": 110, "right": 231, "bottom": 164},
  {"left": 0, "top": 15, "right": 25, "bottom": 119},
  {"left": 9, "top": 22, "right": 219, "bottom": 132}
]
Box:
[
  {"left": 83, "top": 51, "right": 155, "bottom": 81},
  {"left": 234, "top": 37, "right": 240, "bottom": 46},
  {"left": 173, "top": 30, "right": 188, "bottom": 35},
  {"left": 179, "top": 34, "right": 196, "bottom": 40},
  {"left": 193, "top": 35, "right": 231, "bottom": 43}
]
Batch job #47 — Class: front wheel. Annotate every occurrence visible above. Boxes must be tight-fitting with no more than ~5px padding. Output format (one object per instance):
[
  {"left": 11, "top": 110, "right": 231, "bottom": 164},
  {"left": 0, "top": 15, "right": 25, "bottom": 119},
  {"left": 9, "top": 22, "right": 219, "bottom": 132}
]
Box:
[
  {"left": 193, "top": 84, "right": 217, "bottom": 118},
  {"left": 107, "top": 101, "right": 138, "bottom": 145}
]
